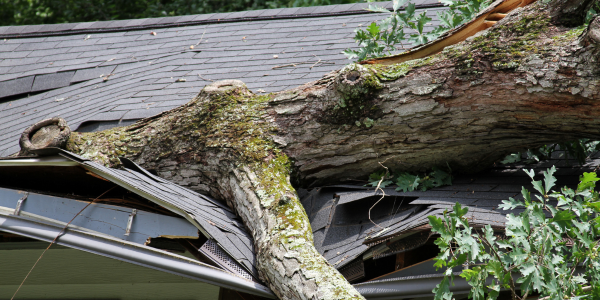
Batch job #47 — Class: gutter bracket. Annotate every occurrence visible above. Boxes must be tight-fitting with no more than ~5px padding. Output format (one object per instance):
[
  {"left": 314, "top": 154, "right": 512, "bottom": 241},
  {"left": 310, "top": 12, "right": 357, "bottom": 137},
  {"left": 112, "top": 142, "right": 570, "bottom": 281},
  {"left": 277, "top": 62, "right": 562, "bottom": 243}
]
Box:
[
  {"left": 124, "top": 209, "right": 137, "bottom": 236},
  {"left": 13, "top": 193, "right": 29, "bottom": 216}
]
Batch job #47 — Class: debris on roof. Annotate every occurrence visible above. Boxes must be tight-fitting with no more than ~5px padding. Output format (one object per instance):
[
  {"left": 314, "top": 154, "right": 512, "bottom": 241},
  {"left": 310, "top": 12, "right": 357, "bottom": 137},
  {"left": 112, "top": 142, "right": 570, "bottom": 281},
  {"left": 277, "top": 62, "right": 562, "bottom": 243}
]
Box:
[{"left": 300, "top": 149, "right": 596, "bottom": 294}]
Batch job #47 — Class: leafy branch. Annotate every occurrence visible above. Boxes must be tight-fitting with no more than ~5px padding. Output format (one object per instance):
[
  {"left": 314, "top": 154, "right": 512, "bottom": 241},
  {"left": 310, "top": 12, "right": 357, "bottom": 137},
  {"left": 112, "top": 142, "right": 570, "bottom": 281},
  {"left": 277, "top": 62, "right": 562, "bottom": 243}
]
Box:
[
  {"left": 366, "top": 166, "right": 452, "bottom": 192},
  {"left": 429, "top": 166, "right": 600, "bottom": 300},
  {"left": 344, "top": 0, "right": 492, "bottom": 61}
]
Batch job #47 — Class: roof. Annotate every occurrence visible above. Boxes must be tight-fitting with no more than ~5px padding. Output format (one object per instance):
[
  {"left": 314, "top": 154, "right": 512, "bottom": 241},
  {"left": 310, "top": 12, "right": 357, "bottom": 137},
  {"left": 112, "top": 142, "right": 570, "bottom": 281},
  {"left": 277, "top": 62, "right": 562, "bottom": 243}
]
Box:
[
  {"left": 0, "top": 1, "right": 446, "bottom": 157},
  {"left": 0, "top": 149, "right": 263, "bottom": 284}
]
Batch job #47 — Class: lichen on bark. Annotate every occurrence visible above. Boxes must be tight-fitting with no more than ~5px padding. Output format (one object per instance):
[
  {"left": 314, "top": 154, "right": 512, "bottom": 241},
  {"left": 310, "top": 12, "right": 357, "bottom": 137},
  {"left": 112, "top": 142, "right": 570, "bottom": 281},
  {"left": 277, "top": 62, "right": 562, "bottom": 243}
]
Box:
[{"left": 64, "top": 80, "right": 364, "bottom": 300}]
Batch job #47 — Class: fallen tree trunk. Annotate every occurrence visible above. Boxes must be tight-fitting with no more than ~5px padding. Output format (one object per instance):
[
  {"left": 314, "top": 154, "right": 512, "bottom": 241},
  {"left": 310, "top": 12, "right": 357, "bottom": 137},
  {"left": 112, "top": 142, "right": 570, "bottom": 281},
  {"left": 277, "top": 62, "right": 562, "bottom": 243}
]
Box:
[{"left": 22, "top": 0, "right": 599, "bottom": 299}]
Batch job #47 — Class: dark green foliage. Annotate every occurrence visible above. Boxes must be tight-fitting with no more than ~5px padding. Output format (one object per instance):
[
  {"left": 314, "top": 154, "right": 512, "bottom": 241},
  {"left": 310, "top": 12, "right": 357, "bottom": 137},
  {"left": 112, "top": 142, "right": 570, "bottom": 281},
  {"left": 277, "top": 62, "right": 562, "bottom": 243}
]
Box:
[
  {"left": 500, "top": 139, "right": 600, "bottom": 166},
  {"left": 0, "top": 0, "right": 362, "bottom": 26},
  {"left": 366, "top": 166, "right": 452, "bottom": 192},
  {"left": 429, "top": 167, "right": 600, "bottom": 300}
]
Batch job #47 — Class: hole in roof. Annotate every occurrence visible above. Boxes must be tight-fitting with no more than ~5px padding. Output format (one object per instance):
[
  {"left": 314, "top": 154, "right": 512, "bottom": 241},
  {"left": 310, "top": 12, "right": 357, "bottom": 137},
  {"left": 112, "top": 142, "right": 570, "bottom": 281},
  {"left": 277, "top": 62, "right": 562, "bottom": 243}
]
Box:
[
  {"left": 332, "top": 195, "right": 417, "bottom": 226},
  {"left": 0, "top": 90, "right": 47, "bottom": 105}
]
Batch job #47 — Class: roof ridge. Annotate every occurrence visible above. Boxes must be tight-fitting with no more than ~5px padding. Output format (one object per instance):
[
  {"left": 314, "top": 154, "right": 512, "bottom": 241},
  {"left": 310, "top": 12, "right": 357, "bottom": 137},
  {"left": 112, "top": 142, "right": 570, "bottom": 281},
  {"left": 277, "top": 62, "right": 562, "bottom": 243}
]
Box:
[{"left": 0, "top": 1, "right": 444, "bottom": 39}]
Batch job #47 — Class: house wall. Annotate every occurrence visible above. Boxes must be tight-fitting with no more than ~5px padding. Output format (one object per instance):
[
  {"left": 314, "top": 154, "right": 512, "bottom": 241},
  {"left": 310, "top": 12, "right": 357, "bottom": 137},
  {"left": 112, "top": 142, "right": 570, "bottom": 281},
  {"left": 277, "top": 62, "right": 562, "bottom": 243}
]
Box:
[{"left": 0, "top": 244, "right": 220, "bottom": 299}]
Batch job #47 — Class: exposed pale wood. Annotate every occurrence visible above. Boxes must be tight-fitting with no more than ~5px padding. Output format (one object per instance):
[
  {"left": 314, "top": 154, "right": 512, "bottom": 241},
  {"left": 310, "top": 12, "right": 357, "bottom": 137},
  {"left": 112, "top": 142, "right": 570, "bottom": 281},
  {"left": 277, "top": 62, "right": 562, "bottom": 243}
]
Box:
[{"left": 361, "top": 0, "right": 538, "bottom": 66}]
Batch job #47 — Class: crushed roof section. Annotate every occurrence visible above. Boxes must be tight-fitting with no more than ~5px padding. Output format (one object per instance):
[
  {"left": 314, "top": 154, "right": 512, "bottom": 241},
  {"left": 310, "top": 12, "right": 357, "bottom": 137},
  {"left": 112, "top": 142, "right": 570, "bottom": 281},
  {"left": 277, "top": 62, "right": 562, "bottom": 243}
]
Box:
[
  {"left": 0, "top": 1, "right": 445, "bottom": 156},
  {"left": 54, "top": 150, "right": 258, "bottom": 278},
  {"left": 301, "top": 152, "right": 594, "bottom": 269}
]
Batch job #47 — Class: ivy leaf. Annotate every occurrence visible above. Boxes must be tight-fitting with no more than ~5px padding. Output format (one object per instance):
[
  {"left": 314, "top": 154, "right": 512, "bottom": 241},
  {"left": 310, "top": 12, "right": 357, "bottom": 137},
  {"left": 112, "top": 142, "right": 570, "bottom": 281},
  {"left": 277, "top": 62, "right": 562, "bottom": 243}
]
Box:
[
  {"left": 415, "top": 11, "right": 431, "bottom": 34},
  {"left": 499, "top": 197, "right": 523, "bottom": 210},
  {"left": 578, "top": 172, "right": 599, "bottom": 192},
  {"left": 433, "top": 277, "right": 453, "bottom": 300},
  {"left": 588, "top": 201, "right": 600, "bottom": 212},
  {"left": 500, "top": 153, "right": 521, "bottom": 164},
  {"left": 367, "top": 171, "right": 393, "bottom": 188},
  {"left": 392, "top": 0, "right": 409, "bottom": 12},
  {"left": 552, "top": 210, "right": 575, "bottom": 222},
  {"left": 531, "top": 179, "right": 545, "bottom": 196},
  {"left": 453, "top": 202, "right": 468, "bottom": 218},
  {"left": 429, "top": 215, "right": 445, "bottom": 234},
  {"left": 543, "top": 166, "right": 557, "bottom": 194},
  {"left": 366, "top": 22, "right": 381, "bottom": 37},
  {"left": 524, "top": 169, "right": 535, "bottom": 179},
  {"left": 395, "top": 173, "right": 420, "bottom": 192},
  {"left": 431, "top": 167, "right": 452, "bottom": 187},
  {"left": 552, "top": 210, "right": 575, "bottom": 229},
  {"left": 365, "top": 5, "right": 389, "bottom": 13}
]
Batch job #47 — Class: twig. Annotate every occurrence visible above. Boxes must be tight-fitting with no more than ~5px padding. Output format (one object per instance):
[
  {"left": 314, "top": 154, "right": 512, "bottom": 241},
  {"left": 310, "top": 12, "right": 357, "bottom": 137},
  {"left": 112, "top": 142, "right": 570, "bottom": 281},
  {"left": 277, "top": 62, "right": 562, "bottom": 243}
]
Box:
[
  {"left": 272, "top": 63, "right": 298, "bottom": 69},
  {"left": 11, "top": 187, "right": 115, "bottom": 300},
  {"left": 198, "top": 74, "right": 214, "bottom": 82},
  {"left": 310, "top": 59, "right": 322, "bottom": 69},
  {"left": 272, "top": 60, "right": 334, "bottom": 69},
  {"left": 195, "top": 29, "right": 206, "bottom": 46},
  {"left": 536, "top": 286, "right": 592, "bottom": 300},
  {"left": 368, "top": 158, "right": 393, "bottom": 230}
]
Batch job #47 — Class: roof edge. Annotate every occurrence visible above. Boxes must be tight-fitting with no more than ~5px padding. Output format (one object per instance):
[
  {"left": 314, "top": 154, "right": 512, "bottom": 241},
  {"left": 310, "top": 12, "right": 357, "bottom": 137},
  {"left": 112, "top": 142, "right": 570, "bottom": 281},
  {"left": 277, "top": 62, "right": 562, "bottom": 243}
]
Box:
[{"left": 0, "top": 2, "right": 445, "bottom": 39}]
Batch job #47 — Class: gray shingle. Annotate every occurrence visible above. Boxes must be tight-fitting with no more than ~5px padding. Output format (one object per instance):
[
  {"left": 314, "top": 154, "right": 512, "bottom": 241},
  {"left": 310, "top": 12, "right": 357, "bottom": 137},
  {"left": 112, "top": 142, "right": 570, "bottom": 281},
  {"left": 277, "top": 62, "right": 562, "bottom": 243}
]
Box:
[
  {"left": 37, "top": 52, "right": 82, "bottom": 63},
  {"left": 0, "top": 76, "right": 34, "bottom": 98},
  {"left": 311, "top": 205, "right": 333, "bottom": 232},
  {"left": 72, "top": 22, "right": 95, "bottom": 30},
  {"left": 31, "top": 71, "right": 75, "bottom": 92},
  {"left": 0, "top": 50, "right": 32, "bottom": 59},
  {"left": 2, "top": 26, "right": 26, "bottom": 35},
  {"left": 0, "top": 43, "right": 19, "bottom": 52},
  {"left": 72, "top": 65, "right": 117, "bottom": 83},
  {"left": 25, "top": 47, "right": 72, "bottom": 58},
  {"left": 14, "top": 41, "right": 60, "bottom": 51},
  {"left": 6, "top": 62, "right": 49, "bottom": 74},
  {"left": 0, "top": 56, "right": 41, "bottom": 67}
]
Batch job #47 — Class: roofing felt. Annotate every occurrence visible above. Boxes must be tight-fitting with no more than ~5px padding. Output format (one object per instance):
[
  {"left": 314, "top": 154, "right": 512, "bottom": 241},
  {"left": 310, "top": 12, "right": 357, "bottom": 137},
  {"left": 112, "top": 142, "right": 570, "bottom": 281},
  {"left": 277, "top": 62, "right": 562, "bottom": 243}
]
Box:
[
  {"left": 301, "top": 150, "right": 596, "bottom": 269},
  {"left": 0, "top": 1, "right": 445, "bottom": 157}
]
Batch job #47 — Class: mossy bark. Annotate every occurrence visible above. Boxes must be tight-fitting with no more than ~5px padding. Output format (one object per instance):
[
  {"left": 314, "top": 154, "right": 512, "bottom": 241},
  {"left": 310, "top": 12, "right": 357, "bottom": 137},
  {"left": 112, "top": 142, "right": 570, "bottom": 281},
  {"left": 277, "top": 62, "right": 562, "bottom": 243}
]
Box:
[{"left": 59, "top": 1, "right": 600, "bottom": 299}]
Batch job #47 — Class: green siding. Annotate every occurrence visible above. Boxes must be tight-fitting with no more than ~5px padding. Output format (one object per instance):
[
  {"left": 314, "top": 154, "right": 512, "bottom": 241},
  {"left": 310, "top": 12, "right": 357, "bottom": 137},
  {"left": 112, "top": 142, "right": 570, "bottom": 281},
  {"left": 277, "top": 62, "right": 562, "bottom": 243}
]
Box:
[{"left": 0, "top": 246, "right": 220, "bottom": 299}]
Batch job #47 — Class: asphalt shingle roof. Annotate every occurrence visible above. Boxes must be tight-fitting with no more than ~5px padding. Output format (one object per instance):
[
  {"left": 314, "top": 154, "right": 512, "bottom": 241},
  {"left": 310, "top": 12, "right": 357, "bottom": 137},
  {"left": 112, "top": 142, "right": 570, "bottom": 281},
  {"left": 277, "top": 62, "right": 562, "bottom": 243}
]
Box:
[
  {"left": 0, "top": 1, "right": 444, "bottom": 156},
  {"left": 302, "top": 151, "right": 597, "bottom": 269}
]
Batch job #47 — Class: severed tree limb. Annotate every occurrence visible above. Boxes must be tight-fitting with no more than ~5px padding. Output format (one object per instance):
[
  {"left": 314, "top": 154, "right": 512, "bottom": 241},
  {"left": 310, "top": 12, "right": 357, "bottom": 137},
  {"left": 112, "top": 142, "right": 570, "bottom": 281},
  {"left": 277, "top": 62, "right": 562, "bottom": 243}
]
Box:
[{"left": 19, "top": 0, "right": 600, "bottom": 299}]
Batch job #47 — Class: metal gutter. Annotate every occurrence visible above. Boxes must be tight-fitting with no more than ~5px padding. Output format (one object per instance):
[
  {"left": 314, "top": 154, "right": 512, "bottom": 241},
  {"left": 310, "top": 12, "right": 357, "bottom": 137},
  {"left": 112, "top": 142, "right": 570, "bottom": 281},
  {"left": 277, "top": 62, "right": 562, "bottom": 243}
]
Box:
[
  {"left": 355, "top": 272, "right": 477, "bottom": 300},
  {"left": 0, "top": 156, "right": 78, "bottom": 166},
  {"left": 0, "top": 212, "right": 275, "bottom": 298}
]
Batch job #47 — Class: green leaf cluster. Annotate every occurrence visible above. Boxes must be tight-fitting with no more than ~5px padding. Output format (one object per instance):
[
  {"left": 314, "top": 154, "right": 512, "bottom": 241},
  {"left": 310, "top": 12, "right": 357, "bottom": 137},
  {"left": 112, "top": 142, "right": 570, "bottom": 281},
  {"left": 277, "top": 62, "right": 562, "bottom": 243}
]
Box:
[
  {"left": 344, "top": 0, "right": 492, "bottom": 61},
  {"left": 500, "top": 139, "right": 600, "bottom": 166},
  {"left": 429, "top": 166, "right": 600, "bottom": 300},
  {"left": 366, "top": 166, "right": 452, "bottom": 192}
]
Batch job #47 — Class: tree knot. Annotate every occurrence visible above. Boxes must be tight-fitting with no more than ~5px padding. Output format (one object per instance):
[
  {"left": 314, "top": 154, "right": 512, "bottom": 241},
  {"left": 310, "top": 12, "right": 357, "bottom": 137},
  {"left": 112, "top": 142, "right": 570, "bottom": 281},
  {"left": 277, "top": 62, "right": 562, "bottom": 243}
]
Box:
[
  {"left": 197, "top": 79, "right": 252, "bottom": 101},
  {"left": 19, "top": 117, "right": 71, "bottom": 156},
  {"left": 581, "top": 15, "right": 600, "bottom": 46}
]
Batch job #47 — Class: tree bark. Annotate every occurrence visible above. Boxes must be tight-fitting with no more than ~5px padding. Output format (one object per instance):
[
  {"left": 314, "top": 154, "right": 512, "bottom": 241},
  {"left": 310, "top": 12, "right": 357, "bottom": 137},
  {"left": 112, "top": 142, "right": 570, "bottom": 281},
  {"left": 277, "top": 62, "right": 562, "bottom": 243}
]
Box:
[{"left": 36, "top": 0, "right": 599, "bottom": 299}]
